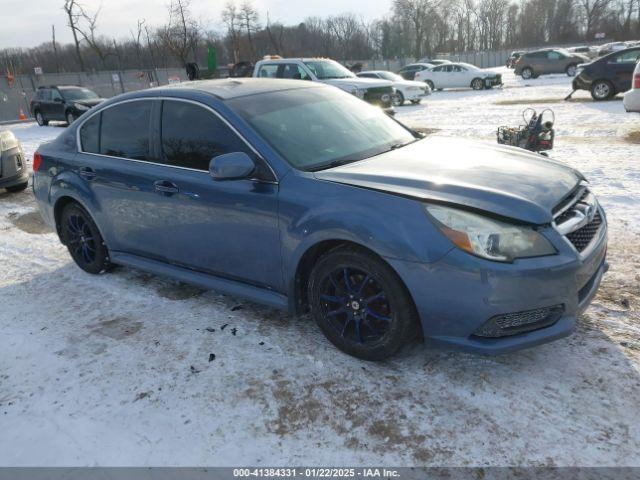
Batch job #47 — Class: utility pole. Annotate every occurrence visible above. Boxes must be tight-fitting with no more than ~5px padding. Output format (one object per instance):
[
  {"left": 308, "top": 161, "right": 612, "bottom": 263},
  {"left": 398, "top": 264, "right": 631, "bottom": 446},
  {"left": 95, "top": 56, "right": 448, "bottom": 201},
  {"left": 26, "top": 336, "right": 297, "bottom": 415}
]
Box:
[{"left": 52, "top": 25, "right": 60, "bottom": 73}]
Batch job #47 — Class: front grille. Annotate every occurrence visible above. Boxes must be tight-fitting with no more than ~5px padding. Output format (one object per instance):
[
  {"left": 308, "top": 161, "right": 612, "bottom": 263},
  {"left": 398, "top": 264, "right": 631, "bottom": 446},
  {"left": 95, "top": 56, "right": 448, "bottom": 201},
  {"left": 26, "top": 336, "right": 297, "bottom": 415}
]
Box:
[
  {"left": 566, "top": 211, "right": 602, "bottom": 252},
  {"left": 555, "top": 189, "right": 589, "bottom": 225},
  {"left": 472, "top": 305, "right": 565, "bottom": 338},
  {"left": 366, "top": 86, "right": 393, "bottom": 96},
  {"left": 364, "top": 86, "right": 394, "bottom": 107}
]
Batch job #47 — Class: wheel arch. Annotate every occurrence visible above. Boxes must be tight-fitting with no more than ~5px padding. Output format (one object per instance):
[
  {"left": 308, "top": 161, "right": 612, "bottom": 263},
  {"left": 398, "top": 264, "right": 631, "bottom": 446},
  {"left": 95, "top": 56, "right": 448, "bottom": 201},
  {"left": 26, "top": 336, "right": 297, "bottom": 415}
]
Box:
[
  {"left": 290, "top": 239, "right": 416, "bottom": 318},
  {"left": 52, "top": 193, "right": 107, "bottom": 247}
]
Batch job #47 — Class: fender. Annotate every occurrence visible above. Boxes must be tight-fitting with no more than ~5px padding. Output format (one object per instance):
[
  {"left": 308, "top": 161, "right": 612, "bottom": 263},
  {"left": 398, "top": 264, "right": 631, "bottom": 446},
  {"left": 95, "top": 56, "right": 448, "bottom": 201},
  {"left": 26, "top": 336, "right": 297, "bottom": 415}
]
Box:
[
  {"left": 278, "top": 173, "right": 455, "bottom": 309},
  {"left": 49, "top": 169, "right": 111, "bottom": 245}
]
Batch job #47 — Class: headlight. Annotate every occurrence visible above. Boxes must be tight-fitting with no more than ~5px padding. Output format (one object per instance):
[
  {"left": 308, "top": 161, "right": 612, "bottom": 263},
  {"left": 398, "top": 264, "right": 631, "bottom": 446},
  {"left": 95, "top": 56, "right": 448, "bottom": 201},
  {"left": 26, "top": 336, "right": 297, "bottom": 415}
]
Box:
[
  {"left": 425, "top": 204, "right": 556, "bottom": 262},
  {"left": 407, "top": 86, "right": 421, "bottom": 91},
  {"left": 74, "top": 103, "right": 90, "bottom": 111}
]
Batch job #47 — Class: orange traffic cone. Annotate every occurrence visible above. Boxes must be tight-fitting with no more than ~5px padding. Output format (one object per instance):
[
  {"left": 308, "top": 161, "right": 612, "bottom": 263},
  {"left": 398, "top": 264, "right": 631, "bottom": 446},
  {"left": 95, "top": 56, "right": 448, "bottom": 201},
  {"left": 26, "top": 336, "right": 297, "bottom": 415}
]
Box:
[{"left": 18, "top": 108, "right": 27, "bottom": 120}]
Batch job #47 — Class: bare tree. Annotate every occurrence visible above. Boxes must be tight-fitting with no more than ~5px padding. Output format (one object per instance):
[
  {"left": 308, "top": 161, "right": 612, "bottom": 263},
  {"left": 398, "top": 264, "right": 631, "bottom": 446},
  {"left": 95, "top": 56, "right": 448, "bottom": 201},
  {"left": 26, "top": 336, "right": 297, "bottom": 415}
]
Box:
[
  {"left": 158, "top": 0, "right": 198, "bottom": 65},
  {"left": 393, "top": 0, "right": 439, "bottom": 58},
  {"left": 578, "top": 0, "right": 614, "bottom": 38},
  {"left": 62, "top": 0, "right": 85, "bottom": 71},
  {"left": 239, "top": 1, "right": 260, "bottom": 58},
  {"left": 222, "top": 1, "right": 241, "bottom": 62}
]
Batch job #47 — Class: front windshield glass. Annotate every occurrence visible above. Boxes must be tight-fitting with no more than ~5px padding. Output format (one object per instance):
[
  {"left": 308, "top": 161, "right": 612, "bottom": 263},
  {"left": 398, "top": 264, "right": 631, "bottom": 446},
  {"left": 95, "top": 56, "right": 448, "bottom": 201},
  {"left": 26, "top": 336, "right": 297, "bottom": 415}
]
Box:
[
  {"left": 303, "top": 60, "right": 355, "bottom": 80},
  {"left": 378, "top": 71, "right": 403, "bottom": 82},
  {"left": 228, "top": 87, "right": 417, "bottom": 171},
  {"left": 62, "top": 88, "right": 99, "bottom": 101}
]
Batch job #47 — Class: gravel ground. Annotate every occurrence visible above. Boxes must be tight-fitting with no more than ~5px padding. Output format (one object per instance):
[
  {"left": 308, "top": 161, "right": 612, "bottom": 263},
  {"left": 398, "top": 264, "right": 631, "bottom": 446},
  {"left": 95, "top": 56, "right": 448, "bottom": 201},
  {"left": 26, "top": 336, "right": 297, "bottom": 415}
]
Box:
[{"left": 0, "top": 69, "right": 639, "bottom": 466}]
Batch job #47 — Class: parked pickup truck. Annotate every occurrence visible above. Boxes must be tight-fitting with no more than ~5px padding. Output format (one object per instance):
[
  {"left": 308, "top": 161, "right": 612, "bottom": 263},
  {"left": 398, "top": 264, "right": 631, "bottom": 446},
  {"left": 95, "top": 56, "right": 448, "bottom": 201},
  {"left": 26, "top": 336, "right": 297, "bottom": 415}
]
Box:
[{"left": 253, "top": 57, "right": 396, "bottom": 112}]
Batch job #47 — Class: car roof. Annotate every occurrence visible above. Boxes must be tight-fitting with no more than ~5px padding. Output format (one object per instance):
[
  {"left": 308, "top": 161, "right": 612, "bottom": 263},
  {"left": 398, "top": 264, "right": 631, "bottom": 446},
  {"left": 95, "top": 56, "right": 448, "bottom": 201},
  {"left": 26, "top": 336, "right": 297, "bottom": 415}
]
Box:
[
  {"left": 147, "top": 78, "right": 324, "bottom": 100},
  {"left": 256, "top": 58, "right": 336, "bottom": 63}
]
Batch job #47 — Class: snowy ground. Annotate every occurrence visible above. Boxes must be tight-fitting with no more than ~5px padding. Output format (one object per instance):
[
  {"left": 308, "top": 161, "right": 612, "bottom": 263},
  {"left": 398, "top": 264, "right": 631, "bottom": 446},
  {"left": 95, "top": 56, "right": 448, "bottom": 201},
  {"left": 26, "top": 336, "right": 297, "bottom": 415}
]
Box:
[{"left": 1, "top": 68, "right": 639, "bottom": 467}]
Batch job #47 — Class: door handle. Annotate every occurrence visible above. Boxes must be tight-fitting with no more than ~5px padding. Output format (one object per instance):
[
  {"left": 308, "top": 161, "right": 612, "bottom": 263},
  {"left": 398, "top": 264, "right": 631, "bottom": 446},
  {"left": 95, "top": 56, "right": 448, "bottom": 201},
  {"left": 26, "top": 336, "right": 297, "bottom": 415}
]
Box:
[
  {"left": 154, "top": 180, "right": 179, "bottom": 195},
  {"left": 79, "top": 167, "right": 96, "bottom": 180}
]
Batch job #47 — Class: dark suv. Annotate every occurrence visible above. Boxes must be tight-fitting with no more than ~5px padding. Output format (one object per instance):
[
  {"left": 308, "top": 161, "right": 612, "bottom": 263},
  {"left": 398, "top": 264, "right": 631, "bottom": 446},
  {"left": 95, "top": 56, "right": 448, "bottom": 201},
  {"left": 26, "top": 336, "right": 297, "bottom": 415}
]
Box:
[
  {"left": 572, "top": 47, "right": 640, "bottom": 100},
  {"left": 30, "top": 86, "right": 104, "bottom": 126}
]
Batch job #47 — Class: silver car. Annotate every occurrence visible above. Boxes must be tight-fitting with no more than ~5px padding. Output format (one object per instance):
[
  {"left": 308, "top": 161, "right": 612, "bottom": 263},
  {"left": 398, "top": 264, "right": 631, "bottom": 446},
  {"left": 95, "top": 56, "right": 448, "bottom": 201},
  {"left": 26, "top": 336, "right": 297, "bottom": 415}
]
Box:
[{"left": 0, "top": 130, "right": 28, "bottom": 193}]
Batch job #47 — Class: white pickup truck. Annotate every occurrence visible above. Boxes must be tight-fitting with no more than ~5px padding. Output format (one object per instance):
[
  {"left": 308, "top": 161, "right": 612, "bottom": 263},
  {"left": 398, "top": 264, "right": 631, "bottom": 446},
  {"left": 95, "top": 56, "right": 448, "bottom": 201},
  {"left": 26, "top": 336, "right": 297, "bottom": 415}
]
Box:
[{"left": 253, "top": 57, "right": 396, "bottom": 112}]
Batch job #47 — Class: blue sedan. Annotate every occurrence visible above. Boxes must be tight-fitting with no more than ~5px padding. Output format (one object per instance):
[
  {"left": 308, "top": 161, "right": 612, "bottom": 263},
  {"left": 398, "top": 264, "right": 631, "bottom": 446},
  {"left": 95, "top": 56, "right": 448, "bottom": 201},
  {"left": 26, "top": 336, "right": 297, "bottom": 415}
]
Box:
[{"left": 32, "top": 79, "right": 608, "bottom": 360}]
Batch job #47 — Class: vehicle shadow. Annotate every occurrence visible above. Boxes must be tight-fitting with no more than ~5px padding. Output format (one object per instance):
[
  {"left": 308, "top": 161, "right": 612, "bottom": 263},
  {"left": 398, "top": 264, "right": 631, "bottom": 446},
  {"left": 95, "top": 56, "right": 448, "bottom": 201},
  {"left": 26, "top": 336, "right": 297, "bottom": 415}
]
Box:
[{"left": 0, "top": 252, "right": 639, "bottom": 465}]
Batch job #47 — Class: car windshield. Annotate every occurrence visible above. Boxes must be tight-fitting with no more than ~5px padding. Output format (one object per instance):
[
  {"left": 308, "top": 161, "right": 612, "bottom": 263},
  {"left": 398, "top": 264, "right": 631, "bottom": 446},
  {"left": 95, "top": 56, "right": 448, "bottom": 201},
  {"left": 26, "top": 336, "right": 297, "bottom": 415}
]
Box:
[
  {"left": 377, "top": 71, "right": 404, "bottom": 82},
  {"left": 228, "top": 87, "right": 417, "bottom": 171},
  {"left": 303, "top": 60, "right": 355, "bottom": 79},
  {"left": 61, "top": 88, "right": 99, "bottom": 101}
]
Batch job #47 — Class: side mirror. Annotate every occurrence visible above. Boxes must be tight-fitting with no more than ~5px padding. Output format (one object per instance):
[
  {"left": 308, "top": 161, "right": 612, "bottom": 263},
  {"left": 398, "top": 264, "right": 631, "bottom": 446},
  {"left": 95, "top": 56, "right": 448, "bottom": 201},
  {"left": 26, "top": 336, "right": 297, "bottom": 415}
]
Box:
[{"left": 209, "top": 152, "right": 255, "bottom": 181}]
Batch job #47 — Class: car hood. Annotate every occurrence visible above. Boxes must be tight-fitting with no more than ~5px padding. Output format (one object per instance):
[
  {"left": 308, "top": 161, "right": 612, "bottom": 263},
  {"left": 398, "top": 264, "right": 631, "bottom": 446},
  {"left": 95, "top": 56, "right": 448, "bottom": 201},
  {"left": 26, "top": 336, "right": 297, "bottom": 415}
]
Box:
[
  {"left": 323, "top": 77, "right": 393, "bottom": 89},
  {"left": 314, "top": 137, "right": 583, "bottom": 225},
  {"left": 73, "top": 98, "right": 105, "bottom": 107}
]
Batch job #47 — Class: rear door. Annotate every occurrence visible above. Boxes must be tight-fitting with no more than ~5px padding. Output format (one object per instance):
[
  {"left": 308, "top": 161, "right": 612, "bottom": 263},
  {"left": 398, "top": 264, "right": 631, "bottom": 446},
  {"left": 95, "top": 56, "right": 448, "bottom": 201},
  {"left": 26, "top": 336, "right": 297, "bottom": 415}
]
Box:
[
  {"left": 76, "top": 99, "right": 174, "bottom": 261},
  {"left": 607, "top": 49, "right": 640, "bottom": 92}
]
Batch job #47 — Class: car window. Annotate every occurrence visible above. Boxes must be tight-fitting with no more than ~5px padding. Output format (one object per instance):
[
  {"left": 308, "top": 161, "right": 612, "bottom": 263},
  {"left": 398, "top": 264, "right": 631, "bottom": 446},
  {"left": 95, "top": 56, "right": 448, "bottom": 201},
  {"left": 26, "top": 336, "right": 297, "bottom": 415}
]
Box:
[
  {"left": 358, "top": 73, "right": 377, "bottom": 79},
  {"left": 611, "top": 50, "right": 640, "bottom": 63},
  {"left": 258, "top": 64, "right": 278, "bottom": 78},
  {"left": 51, "top": 89, "right": 63, "bottom": 101},
  {"left": 452, "top": 65, "right": 464, "bottom": 72},
  {"left": 37, "top": 89, "right": 50, "bottom": 101},
  {"left": 548, "top": 51, "right": 563, "bottom": 60},
  {"left": 161, "top": 100, "right": 253, "bottom": 171},
  {"left": 432, "top": 66, "right": 444, "bottom": 72},
  {"left": 100, "top": 101, "right": 152, "bottom": 160},
  {"left": 79, "top": 113, "right": 100, "bottom": 153},
  {"left": 279, "top": 63, "right": 309, "bottom": 80}
]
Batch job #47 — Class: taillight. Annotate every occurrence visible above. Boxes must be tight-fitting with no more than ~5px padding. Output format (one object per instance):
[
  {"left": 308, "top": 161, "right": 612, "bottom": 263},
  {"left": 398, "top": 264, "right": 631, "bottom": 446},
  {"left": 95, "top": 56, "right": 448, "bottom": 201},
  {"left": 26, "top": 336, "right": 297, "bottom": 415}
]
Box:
[
  {"left": 634, "top": 73, "right": 640, "bottom": 89},
  {"left": 33, "top": 152, "right": 42, "bottom": 172}
]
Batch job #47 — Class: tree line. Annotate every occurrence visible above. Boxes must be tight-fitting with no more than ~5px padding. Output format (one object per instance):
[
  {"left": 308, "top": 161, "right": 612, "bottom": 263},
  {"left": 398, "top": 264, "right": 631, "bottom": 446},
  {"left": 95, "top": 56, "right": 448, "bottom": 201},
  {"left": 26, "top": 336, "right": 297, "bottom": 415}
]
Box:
[{"left": 2, "top": 0, "right": 639, "bottom": 75}]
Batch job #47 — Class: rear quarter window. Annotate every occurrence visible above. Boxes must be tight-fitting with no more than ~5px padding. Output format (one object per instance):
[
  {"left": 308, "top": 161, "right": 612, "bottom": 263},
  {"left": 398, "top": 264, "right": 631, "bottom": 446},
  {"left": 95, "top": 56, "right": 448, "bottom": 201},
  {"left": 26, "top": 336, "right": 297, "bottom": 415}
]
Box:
[{"left": 80, "top": 113, "right": 100, "bottom": 153}]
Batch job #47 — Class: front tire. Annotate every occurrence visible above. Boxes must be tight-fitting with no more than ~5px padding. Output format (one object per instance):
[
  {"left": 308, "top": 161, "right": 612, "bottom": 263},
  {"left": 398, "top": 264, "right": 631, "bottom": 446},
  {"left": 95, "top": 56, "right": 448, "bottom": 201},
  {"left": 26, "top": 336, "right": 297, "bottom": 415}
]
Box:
[
  {"left": 425, "top": 80, "right": 434, "bottom": 91},
  {"left": 392, "top": 91, "right": 404, "bottom": 107},
  {"left": 5, "top": 181, "right": 28, "bottom": 193},
  {"left": 307, "top": 246, "right": 418, "bottom": 361},
  {"left": 471, "top": 78, "right": 484, "bottom": 90},
  {"left": 66, "top": 111, "right": 76, "bottom": 125},
  {"left": 591, "top": 80, "right": 614, "bottom": 100},
  {"left": 521, "top": 67, "right": 533, "bottom": 80},
  {"left": 60, "top": 203, "right": 111, "bottom": 274},
  {"left": 35, "top": 111, "right": 48, "bottom": 126}
]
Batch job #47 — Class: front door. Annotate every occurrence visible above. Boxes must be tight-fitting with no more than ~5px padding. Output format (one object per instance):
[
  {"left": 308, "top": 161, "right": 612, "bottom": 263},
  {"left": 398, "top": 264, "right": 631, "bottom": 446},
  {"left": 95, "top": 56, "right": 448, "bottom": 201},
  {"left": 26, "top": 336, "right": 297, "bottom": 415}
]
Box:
[
  {"left": 50, "top": 88, "right": 66, "bottom": 120},
  {"left": 151, "top": 99, "right": 282, "bottom": 290}
]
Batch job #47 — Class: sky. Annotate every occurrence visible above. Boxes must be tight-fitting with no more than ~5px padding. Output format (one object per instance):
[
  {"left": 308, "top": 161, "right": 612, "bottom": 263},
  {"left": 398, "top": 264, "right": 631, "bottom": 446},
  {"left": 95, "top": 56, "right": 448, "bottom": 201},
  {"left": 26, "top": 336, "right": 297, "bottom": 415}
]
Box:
[{"left": 0, "top": 0, "right": 392, "bottom": 49}]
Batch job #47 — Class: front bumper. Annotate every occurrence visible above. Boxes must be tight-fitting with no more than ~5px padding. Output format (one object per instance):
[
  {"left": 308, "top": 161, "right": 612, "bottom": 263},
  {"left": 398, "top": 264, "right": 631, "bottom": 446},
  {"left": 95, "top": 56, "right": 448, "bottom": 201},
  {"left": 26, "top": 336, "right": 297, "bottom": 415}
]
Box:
[
  {"left": 572, "top": 72, "right": 592, "bottom": 91},
  {"left": 485, "top": 75, "right": 503, "bottom": 87},
  {"left": 386, "top": 216, "right": 608, "bottom": 355},
  {"left": 0, "top": 147, "right": 29, "bottom": 189}
]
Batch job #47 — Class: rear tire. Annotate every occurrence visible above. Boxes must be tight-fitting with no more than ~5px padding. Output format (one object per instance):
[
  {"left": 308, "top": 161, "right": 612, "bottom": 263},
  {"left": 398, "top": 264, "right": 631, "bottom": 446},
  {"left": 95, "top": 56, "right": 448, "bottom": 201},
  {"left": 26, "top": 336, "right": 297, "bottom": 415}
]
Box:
[
  {"left": 591, "top": 80, "right": 614, "bottom": 101},
  {"left": 425, "top": 80, "right": 434, "bottom": 91},
  {"left": 6, "top": 181, "right": 28, "bottom": 193},
  {"left": 307, "top": 246, "right": 419, "bottom": 361},
  {"left": 566, "top": 64, "right": 577, "bottom": 77},
  {"left": 521, "top": 67, "right": 534, "bottom": 80},
  {"left": 60, "top": 203, "right": 111, "bottom": 274},
  {"left": 35, "top": 111, "right": 48, "bottom": 126}
]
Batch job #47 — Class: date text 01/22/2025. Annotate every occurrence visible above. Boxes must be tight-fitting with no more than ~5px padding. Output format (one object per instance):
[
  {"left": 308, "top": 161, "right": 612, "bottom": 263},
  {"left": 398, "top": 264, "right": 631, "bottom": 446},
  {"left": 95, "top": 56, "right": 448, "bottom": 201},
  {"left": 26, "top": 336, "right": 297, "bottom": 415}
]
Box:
[{"left": 232, "top": 468, "right": 401, "bottom": 478}]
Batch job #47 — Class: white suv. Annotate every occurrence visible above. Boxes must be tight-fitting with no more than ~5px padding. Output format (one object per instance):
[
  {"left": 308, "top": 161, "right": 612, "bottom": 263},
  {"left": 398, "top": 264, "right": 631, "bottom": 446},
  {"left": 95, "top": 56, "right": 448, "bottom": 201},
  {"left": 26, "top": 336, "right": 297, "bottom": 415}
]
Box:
[{"left": 253, "top": 57, "right": 395, "bottom": 111}]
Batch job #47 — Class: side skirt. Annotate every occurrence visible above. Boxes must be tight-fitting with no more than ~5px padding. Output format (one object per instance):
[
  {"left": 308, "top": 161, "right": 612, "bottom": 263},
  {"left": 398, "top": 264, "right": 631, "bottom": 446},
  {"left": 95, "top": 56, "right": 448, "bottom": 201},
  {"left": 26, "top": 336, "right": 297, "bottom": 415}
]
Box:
[{"left": 110, "top": 252, "right": 289, "bottom": 310}]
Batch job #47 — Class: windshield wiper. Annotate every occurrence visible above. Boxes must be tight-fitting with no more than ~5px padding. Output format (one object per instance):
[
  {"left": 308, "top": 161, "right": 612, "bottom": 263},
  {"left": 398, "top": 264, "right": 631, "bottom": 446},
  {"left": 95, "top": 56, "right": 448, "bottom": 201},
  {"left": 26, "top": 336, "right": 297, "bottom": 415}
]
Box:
[
  {"left": 307, "top": 158, "right": 358, "bottom": 172},
  {"left": 388, "top": 138, "right": 419, "bottom": 151}
]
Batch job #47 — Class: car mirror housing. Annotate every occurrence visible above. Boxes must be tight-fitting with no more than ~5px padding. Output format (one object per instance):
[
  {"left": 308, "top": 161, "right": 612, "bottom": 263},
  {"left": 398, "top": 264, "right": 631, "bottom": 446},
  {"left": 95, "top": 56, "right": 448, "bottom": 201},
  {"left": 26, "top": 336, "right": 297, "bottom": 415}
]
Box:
[{"left": 209, "top": 152, "right": 255, "bottom": 181}]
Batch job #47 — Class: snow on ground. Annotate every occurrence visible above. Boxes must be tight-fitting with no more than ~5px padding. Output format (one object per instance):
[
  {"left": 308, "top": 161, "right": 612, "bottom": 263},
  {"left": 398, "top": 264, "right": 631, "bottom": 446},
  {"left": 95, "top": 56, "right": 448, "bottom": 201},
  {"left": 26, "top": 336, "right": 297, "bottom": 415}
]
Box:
[{"left": 1, "top": 69, "right": 639, "bottom": 467}]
